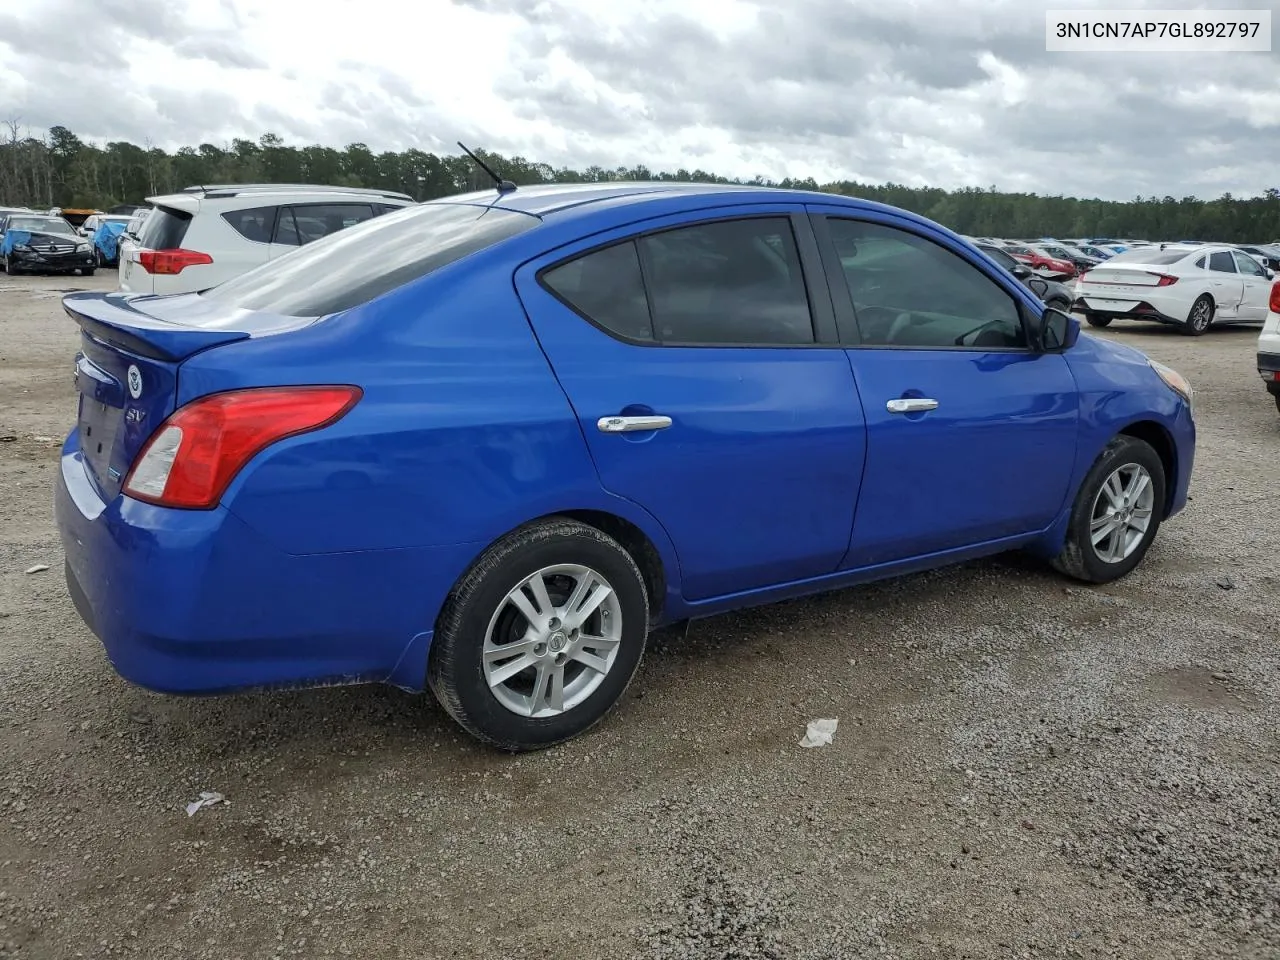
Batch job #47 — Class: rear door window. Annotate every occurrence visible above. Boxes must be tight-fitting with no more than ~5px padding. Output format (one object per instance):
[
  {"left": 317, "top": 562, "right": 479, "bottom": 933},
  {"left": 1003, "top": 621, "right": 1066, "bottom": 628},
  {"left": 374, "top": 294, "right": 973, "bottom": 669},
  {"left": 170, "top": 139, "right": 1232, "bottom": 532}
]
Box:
[
  {"left": 1208, "top": 251, "right": 1237, "bottom": 273},
  {"left": 289, "top": 203, "right": 375, "bottom": 245},
  {"left": 200, "top": 202, "right": 536, "bottom": 316}
]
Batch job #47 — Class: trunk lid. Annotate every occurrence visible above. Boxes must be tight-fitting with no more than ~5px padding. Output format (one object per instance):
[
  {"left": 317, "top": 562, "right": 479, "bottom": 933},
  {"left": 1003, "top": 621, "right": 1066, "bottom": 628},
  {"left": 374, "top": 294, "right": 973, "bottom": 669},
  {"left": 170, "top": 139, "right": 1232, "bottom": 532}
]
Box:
[
  {"left": 1081, "top": 266, "right": 1172, "bottom": 286},
  {"left": 63, "top": 291, "right": 309, "bottom": 500}
]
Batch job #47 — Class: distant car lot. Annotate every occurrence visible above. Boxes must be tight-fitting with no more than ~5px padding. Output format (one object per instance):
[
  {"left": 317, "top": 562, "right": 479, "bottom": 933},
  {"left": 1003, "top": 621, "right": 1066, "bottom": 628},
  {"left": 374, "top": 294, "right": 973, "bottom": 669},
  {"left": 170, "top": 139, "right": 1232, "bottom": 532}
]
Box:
[{"left": 0, "top": 270, "right": 1276, "bottom": 959}]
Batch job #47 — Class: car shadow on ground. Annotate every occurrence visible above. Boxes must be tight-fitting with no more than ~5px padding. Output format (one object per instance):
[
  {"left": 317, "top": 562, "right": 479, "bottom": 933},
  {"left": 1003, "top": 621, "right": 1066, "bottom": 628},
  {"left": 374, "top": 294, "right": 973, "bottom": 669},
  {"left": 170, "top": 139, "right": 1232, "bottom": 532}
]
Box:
[{"left": 95, "top": 549, "right": 1068, "bottom": 773}]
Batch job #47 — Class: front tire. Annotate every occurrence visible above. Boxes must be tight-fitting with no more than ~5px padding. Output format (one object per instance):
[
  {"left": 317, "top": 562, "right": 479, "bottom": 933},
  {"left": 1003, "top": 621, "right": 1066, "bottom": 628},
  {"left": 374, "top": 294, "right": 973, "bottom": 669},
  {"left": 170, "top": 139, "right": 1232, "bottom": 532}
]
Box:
[
  {"left": 427, "top": 517, "right": 650, "bottom": 751},
  {"left": 1184, "top": 295, "right": 1213, "bottom": 336},
  {"left": 1051, "top": 435, "right": 1166, "bottom": 584}
]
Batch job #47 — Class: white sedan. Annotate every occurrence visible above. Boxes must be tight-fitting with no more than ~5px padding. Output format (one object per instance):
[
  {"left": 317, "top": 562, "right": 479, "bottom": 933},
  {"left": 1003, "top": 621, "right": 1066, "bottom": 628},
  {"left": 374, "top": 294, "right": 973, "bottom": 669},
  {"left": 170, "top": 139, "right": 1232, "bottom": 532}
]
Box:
[{"left": 1074, "top": 244, "right": 1273, "bottom": 336}]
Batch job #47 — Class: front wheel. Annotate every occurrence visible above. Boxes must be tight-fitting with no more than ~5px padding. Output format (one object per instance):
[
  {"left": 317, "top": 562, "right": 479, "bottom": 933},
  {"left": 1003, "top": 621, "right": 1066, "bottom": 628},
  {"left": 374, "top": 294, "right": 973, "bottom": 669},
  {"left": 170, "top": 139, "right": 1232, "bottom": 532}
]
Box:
[
  {"left": 1051, "top": 435, "right": 1166, "bottom": 584},
  {"left": 427, "top": 517, "right": 650, "bottom": 751},
  {"left": 1184, "top": 295, "right": 1213, "bottom": 336}
]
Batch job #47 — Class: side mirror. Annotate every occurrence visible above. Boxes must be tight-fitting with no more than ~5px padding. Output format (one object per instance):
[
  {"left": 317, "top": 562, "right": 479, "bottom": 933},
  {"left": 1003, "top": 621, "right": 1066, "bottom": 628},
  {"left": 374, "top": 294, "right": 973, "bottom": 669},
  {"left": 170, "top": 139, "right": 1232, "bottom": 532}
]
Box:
[
  {"left": 1030, "top": 306, "right": 1079, "bottom": 352},
  {"left": 1026, "top": 276, "right": 1048, "bottom": 298}
]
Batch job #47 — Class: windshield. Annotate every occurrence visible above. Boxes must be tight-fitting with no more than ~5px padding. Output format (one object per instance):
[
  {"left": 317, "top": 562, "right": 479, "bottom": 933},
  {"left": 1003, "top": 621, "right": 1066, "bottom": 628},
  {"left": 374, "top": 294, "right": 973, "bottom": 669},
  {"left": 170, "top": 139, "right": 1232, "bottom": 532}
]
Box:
[
  {"left": 202, "top": 201, "right": 537, "bottom": 316},
  {"left": 6, "top": 216, "right": 76, "bottom": 235}
]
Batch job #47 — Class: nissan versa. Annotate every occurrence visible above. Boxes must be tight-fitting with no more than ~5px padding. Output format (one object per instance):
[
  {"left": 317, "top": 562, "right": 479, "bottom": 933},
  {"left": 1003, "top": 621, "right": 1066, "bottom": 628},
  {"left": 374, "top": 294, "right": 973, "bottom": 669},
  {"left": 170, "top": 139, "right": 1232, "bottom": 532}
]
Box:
[{"left": 54, "top": 182, "right": 1197, "bottom": 751}]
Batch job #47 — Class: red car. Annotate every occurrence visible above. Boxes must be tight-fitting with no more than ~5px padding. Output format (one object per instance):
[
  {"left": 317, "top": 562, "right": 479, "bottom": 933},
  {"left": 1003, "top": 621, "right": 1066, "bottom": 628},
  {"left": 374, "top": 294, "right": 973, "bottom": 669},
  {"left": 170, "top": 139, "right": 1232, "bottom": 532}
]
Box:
[{"left": 1001, "top": 243, "right": 1076, "bottom": 280}]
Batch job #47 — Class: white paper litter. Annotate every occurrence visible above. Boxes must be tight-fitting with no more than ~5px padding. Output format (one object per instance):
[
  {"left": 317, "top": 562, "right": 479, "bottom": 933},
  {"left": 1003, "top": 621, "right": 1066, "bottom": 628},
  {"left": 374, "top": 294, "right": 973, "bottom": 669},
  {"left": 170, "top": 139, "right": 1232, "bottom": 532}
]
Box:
[
  {"left": 24, "top": 564, "right": 49, "bottom": 575},
  {"left": 799, "top": 717, "right": 838, "bottom": 748},
  {"left": 185, "top": 791, "right": 226, "bottom": 816}
]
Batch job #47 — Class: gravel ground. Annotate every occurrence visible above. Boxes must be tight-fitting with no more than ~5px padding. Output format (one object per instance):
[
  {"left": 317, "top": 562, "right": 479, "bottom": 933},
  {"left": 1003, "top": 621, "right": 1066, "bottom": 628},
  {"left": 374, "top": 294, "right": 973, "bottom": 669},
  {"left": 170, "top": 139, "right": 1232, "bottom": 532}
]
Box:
[{"left": 1, "top": 273, "right": 1277, "bottom": 959}]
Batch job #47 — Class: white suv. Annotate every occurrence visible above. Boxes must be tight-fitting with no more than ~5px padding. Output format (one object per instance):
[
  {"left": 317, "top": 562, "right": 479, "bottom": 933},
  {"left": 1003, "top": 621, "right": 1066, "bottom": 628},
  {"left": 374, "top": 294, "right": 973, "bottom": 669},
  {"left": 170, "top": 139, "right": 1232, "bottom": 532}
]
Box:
[
  {"left": 1258, "top": 287, "right": 1280, "bottom": 414},
  {"left": 117, "top": 184, "right": 415, "bottom": 295}
]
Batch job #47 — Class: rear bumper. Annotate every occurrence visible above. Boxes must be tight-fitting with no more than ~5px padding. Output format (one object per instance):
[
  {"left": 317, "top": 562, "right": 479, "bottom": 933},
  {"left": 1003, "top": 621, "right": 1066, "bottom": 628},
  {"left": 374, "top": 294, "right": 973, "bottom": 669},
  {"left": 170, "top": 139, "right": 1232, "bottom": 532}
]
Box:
[
  {"left": 1258, "top": 349, "right": 1280, "bottom": 397},
  {"left": 54, "top": 438, "right": 474, "bottom": 695},
  {"left": 1073, "top": 297, "right": 1185, "bottom": 326}
]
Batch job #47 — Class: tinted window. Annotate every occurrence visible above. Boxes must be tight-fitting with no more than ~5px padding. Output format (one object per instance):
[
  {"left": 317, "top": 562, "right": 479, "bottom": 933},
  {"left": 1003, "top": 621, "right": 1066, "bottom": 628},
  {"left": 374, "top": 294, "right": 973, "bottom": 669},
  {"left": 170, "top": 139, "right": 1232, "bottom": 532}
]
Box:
[
  {"left": 827, "top": 218, "right": 1025, "bottom": 349},
  {"left": 201, "top": 202, "right": 535, "bottom": 316},
  {"left": 273, "top": 208, "right": 301, "bottom": 246},
  {"left": 977, "top": 244, "right": 1020, "bottom": 272},
  {"left": 138, "top": 205, "right": 191, "bottom": 250},
  {"left": 221, "top": 205, "right": 276, "bottom": 244},
  {"left": 542, "top": 241, "right": 653, "bottom": 341},
  {"left": 1208, "top": 251, "right": 1236, "bottom": 273},
  {"left": 1233, "top": 251, "right": 1267, "bottom": 277},
  {"left": 638, "top": 218, "right": 814, "bottom": 344},
  {"left": 287, "top": 203, "right": 375, "bottom": 245}
]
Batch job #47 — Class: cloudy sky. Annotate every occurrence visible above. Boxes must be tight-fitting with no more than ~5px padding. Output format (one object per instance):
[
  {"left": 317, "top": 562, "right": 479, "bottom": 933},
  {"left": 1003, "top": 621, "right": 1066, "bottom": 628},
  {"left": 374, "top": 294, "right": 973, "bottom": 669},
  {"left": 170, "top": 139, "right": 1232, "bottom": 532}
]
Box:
[{"left": 1, "top": 0, "right": 1276, "bottom": 201}]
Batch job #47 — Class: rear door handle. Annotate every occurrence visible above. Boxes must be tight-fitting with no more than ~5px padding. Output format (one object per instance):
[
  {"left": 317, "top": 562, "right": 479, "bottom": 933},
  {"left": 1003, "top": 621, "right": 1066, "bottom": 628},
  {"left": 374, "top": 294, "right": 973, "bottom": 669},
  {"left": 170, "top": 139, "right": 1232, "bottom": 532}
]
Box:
[
  {"left": 886, "top": 398, "right": 938, "bottom": 414},
  {"left": 597, "top": 415, "right": 673, "bottom": 433}
]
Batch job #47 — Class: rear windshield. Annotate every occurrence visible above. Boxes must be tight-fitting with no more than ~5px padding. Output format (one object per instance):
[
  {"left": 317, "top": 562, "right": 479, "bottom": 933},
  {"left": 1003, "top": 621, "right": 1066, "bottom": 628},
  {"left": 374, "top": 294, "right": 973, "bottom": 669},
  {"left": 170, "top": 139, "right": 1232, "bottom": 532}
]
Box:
[
  {"left": 201, "top": 202, "right": 537, "bottom": 316},
  {"left": 139, "top": 205, "right": 192, "bottom": 250},
  {"left": 6, "top": 216, "right": 76, "bottom": 235},
  {"left": 1104, "top": 248, "right": 1193, "bottom": 265}
]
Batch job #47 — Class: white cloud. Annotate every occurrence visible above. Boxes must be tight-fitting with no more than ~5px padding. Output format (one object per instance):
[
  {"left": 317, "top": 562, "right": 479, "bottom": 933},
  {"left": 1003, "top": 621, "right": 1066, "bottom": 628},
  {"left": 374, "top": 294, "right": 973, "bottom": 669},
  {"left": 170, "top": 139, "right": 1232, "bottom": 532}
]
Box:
[{"left": 1, "top": 0, "right": 1278, "bottom": 199}]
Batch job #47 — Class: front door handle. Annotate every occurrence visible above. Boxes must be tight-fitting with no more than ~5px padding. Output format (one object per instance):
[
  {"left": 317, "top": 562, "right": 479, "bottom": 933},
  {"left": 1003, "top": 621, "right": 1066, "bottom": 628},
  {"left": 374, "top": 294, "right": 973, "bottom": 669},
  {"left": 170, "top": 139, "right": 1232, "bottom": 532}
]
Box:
[
  {"left": 886, "top": 398, "right": 939, "bottom": 414},
  {"left": 597, "top": 415, "right": 673, "bottom": 433}
]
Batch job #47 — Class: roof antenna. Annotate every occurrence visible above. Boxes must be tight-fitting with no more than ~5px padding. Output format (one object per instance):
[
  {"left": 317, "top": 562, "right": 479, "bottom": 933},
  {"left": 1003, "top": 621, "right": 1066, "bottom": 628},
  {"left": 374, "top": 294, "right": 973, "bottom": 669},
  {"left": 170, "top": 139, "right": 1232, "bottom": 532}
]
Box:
[{"left": 457, "top": 141, "right": 516, "bottom": 194}]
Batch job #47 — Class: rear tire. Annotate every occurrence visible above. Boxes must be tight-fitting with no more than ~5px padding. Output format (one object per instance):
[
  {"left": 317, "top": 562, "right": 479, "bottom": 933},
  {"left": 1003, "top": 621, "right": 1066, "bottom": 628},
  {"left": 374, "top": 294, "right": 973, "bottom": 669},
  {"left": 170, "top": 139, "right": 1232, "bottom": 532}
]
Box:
[
  {"left": 82, "top": 268, "right": 96, "bottom": 277},
  {"left": 1084, "top": 313, "right": 1112, "bottom": 328},
  {"left": 427, "top": 517, "right": 650, "bottom": 751},
  {"left": 1183, "top": 295, "right": 1213, "bottom": 336},
  {"left": 1051, "top": 435, "right": 1166, "bottom": 584}
]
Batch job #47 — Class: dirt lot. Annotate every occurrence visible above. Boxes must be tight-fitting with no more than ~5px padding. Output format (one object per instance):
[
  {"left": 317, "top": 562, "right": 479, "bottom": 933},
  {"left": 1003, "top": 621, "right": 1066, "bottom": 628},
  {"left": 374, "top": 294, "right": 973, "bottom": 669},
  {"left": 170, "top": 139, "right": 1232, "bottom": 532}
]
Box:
[{"left": 0, "top": 272, "right": 1277, "bottom": 959}]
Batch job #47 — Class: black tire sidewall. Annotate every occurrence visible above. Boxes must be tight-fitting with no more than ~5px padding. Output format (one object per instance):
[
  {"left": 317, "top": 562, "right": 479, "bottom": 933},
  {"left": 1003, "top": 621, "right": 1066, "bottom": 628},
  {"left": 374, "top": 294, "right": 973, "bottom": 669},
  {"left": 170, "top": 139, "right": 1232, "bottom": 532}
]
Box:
[
  {"left": 1067, "top": 436, "right": 1166, "bottom": 582},
  {"left": 1084, "top": 314, "right": 1112, "bottom": 328},
  {"left": 428, "top": 523, "right": 648, "bottom": 750}
]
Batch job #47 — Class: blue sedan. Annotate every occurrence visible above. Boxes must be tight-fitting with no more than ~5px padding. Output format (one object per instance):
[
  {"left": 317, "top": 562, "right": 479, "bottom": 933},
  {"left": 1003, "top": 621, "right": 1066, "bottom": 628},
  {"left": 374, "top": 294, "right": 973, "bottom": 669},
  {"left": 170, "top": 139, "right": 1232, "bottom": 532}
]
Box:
[{"left": 54, "top": 182, "right": 1196, "bottom": 750}]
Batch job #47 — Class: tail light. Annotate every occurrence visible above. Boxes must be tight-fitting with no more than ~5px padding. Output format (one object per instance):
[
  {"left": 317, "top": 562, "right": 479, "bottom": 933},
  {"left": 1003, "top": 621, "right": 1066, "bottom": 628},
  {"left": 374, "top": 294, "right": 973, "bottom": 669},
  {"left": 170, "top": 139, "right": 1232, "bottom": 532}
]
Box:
[
  {"left": 1152, "top": 274, "right": 1179, "bottom": 287},
  {"left": 123, "top": 386, "right": 362, "bottom": 509},
  {"left": 137, "top": 248, "right": 213, "bottom": 275},
  {"left": 1270, "top": 280, "right": 1280, "bottom": 313}
]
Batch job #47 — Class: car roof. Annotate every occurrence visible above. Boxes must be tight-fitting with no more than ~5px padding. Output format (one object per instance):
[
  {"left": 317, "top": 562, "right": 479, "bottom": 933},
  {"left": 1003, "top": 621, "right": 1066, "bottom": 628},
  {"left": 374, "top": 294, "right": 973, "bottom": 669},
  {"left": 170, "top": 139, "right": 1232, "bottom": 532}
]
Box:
[{"left": 423, "top": 181, "right": 953, "bottom": 235}]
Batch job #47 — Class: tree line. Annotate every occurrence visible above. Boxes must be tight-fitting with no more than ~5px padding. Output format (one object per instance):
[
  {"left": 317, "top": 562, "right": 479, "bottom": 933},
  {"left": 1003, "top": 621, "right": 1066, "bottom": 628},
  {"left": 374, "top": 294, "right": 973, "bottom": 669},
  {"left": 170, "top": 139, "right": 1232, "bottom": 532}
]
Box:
[{"left": 3, "top": 123, "right": 1279, "bottom": 242}]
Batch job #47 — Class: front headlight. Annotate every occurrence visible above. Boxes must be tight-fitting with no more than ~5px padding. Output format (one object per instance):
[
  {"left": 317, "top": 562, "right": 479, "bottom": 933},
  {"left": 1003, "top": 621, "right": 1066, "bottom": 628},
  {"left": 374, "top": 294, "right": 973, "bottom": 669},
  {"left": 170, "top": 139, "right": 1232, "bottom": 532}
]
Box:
[
  {"left": 76, "top": 242, "right": 90, "bottom": 252},
  {"left": 1150, "top": 359, "right": 1194, "bottom": 416},
  {"left": 13, "top": 243, "right": 31, "bottom": 252}
]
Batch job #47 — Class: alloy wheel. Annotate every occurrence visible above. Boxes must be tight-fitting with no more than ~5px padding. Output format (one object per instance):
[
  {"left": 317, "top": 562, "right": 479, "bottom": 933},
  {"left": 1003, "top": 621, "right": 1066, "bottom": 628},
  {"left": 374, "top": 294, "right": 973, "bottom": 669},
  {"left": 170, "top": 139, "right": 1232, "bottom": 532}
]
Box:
[
  {"left": 1089, "top": 463, "right": 1155, "bottom": 563},
  {"left": 482, "top": 563, "right": 623, "bottom": 718}
]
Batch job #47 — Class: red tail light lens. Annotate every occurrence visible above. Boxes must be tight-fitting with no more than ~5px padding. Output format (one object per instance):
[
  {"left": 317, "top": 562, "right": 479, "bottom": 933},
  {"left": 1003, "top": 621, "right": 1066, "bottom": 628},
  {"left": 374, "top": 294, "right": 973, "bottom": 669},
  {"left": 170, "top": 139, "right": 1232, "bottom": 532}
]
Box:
[
  {"left": 123, "top": 386, "right": 362, "bottom": 509},
  {"left": 137, "top": 248, "right": 213, "bottom": 275},
  {"left": 1270, "top": 280, "right": 1280, "bottom": 314},
  {"left": 1153, "top": 274, "right": 1179, "bottom": 287}
]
